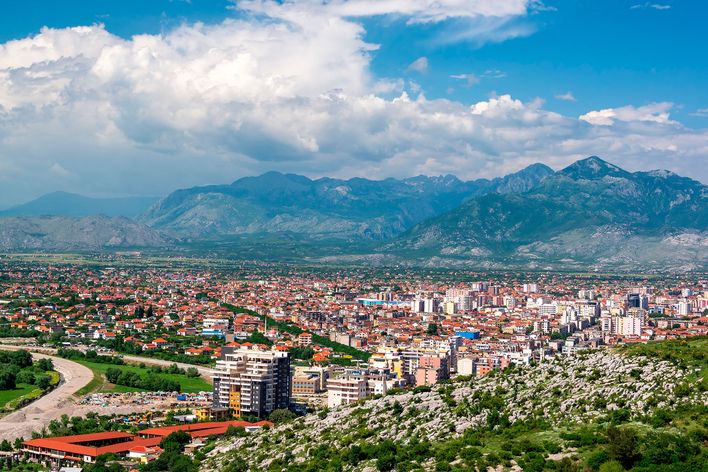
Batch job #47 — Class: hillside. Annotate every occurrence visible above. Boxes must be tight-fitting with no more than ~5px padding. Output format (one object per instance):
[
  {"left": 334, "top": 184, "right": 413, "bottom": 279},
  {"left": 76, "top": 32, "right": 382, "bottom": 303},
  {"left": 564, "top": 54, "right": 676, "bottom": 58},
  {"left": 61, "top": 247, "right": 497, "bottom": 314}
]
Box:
[
  {"left": 0, "top": 192, "right": 158, "bottom": 218},
  {"left": 383, "top": 157, "right": 707, "bottom": 271},
  {"left": 0, "top": 216, "right": 170, "bottom": 251},
  {"left": 139, "top": 165, "right": 553, "bottom": 240},
  {"left": 203, "top": 338, "right": 708, "bottom": 471}
]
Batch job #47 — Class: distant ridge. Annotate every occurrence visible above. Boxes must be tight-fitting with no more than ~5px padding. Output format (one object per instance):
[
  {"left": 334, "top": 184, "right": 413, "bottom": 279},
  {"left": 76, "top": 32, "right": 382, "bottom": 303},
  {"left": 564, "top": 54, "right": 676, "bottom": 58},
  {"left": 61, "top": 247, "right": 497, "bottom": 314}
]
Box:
[
  {"left": 386, "top": 156, "right": 707, "bottom": 271},
  {"left": 0, "top": 192, "right": 159, "bottom": 219},
  {"left": 0, "top": 216, "right": 169, "bottom": 251},
  {"left": 139, "top": 164, "right": 554, "bottom": 240},
  {"left": 0, "top": 157, "right": 704, "bottom": 271}
]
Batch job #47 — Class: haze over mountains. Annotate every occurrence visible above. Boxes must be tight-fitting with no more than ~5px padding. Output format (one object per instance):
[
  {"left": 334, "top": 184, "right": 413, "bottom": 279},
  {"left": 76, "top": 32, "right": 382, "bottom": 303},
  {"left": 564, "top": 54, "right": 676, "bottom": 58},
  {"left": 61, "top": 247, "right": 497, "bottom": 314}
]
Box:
[
  {"left": 0, "top": 192, "right": 158, "bottom": 219},
  {"left": 139, "top": 163, "right": 554, "bottom": 240},
  {"left": 0, "top": 157, "right": 705, "bottom": 270}
]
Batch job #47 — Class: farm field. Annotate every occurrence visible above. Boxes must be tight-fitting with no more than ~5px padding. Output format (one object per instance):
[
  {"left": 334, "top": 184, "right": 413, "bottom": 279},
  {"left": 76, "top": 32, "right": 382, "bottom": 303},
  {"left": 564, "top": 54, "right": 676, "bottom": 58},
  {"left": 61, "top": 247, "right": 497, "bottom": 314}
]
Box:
[{"left": 77, "top": 360, "right": 212, "bottom": 394}]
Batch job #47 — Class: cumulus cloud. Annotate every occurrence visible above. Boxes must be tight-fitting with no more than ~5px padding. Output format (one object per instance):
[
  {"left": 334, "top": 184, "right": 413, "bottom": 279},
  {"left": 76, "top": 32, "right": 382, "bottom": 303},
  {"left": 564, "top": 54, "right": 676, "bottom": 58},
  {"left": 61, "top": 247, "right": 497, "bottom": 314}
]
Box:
[
  {"left": 407, "top": 57, "right": 429, "bottom": 73},
  {"left": 555, "top": 91, "right": 576, "bottom": 102},
  {"left": 0, "top": 2, "right": 705, "bottom": 206},
  {"left": 579, "top": 103, "right": 675, "bottom": 126}
]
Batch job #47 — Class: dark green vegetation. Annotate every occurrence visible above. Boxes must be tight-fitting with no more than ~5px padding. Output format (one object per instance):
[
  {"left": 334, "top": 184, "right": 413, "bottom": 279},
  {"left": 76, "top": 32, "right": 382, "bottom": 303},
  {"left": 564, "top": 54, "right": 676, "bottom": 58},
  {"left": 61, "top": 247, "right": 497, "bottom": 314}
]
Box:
[
  {"left": 207, "top": 337, "right": 708, "bottom": 471},
  {"left": 140, "top": 430, "right": 198, "bottom": 472},
  {"left": 104, "top": 366, "right": 180, "bottom": 392},
  {"left": 58, "top": 349, "right": 210, "bottom": 393},
  {"left": 0, "top": 350, "right": 58, "bottom": 411},
  {"left": 225, "top": 304, "right": 370, "bottom": 361}
]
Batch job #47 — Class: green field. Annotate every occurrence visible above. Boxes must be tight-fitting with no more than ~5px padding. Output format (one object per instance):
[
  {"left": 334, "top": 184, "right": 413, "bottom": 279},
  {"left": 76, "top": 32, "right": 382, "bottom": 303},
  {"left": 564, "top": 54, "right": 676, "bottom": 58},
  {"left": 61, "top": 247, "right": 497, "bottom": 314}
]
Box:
[
  {"left": 0, "top": 383, "right": 40, "bottom": 408},
  {"left": 77, "top": 360, "right": 211, "bottom": 394}
]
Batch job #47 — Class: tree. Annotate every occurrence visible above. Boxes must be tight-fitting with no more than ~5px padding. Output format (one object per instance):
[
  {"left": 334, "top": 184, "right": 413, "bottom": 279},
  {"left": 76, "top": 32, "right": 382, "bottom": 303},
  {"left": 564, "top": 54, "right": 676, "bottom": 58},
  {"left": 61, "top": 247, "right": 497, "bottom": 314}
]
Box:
[
  {"left": 186, "top": 367, "right": 199, "bottom": 378},
  {"left": 268, "top": 408, "right": 297, "bottom": 424},
  {"left": 0, "top": 367, "right": 16, "bottom": 390},
  {"left": 606, "top": 426, "right": 639, "bottom": 469},
  {"left": 392, "top": 400, "right": 403, "bottom": 416},
  {"left": 15, "top": 370, "right": 35, "bottom": 385},
  {"left": 427, "top": 323, "right": 439, "bottom": 336},
  {"left": 35, "top": 358, "right": 53, "bottom": 371},
  {"left": 35, "top": 374, "right": 51, "bottom": 389},
  {"left": 225, "top": 425, "right": 247, "bottom": 438},
  {"left": 160, "top": 430, "right": 191, "bottom": 453}
]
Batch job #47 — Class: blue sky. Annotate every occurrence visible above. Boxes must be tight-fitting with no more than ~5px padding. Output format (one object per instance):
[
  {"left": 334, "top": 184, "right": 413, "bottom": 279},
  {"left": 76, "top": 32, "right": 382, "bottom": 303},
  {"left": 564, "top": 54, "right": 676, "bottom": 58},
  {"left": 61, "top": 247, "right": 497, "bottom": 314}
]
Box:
[{"left": 0, "top": 0, "right": 706, "bottom": 205}]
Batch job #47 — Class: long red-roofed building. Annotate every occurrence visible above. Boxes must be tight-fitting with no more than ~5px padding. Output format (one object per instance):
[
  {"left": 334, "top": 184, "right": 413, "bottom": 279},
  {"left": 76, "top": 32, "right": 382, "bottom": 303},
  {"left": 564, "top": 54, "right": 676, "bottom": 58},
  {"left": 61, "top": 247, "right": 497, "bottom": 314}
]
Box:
[{"left": 22, "top": 420, "right": 271, "bottom": 465}]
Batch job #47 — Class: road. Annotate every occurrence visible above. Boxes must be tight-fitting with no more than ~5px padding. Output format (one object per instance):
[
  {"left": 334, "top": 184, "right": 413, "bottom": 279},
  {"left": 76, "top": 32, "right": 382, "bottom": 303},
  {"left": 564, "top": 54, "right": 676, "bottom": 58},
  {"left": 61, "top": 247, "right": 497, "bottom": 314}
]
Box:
[
  {"left": 0, "top": 346, "right": 215, "bottom": 441},
  {"left": 117, "top": 354, "right": 216, "bottom": 378},
  {"left": 0, "top": 351, "right": 93, "bottom": 441},
  {"left": 0, "top": 344, "right": 217, "bottom": 378}
]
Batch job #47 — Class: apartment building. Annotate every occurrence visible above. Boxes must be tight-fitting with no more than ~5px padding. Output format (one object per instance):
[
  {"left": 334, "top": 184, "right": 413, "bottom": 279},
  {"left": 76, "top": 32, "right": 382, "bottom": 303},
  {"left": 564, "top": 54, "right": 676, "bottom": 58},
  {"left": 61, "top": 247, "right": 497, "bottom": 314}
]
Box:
[
  {"left": 327, "top": 377, "right": 368, "bottom": 408},
  {"left": 212, "top": 347, "right": 291, "bottom": 418}
]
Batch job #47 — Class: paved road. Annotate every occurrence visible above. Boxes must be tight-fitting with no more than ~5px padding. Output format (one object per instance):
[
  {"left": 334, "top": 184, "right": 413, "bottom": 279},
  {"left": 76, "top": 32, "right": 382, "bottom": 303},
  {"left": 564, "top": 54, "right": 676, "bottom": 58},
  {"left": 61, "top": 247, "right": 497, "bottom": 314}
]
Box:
[{"left": 0, "top": 351, "right": 93, "bottom": 441}]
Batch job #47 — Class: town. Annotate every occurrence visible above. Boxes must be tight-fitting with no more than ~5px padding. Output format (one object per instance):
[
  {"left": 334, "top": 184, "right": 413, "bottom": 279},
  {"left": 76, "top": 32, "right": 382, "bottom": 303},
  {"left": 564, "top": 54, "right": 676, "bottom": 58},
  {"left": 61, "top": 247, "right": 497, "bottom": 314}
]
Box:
[{"left": 0, "top": 259, "right": 705, "bottom": 469}]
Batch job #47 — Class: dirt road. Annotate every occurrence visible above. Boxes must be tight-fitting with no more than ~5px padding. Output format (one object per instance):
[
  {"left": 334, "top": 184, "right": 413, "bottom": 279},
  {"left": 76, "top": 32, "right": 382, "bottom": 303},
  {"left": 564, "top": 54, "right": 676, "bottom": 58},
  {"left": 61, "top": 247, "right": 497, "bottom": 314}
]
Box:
[
  {"left": 118, "top": 354, "right": 216, "bottom": 378},
  {"left": 0, "top": 347, "right": 215, "bottom": 441},
  {"left": 0, "top": 352, "right": 93, "bottom": 441},
  {"left": 0, "top": 344, "right": 216, "bottom": 379}
]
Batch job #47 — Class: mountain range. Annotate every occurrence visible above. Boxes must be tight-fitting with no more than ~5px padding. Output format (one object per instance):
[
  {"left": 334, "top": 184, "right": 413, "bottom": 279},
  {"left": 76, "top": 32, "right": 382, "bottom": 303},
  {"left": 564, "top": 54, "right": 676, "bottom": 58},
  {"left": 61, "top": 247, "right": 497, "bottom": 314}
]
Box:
[
  {"left": 0, "top": 216, "right": 167, "bottom": 251},
  {"left": 0, "top": 192, "right": 158, "bottom": 219},
  {"left": 0, "top": 156, "right": 705, "bottom": 270},
  {"left": 139, "top": 163, "right": 554, "bottom": 240},
  {"left": 384, "top": 157, "right": 707, "bottom": 271}
]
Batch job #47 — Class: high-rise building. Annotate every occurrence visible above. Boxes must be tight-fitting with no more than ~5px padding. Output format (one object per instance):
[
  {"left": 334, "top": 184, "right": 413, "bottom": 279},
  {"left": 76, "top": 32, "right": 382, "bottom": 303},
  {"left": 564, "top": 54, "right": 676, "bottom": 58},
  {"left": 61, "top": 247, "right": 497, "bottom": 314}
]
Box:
[
  {"left": 523, "top": 283, "right": 538, "bottom": 293},
  {"left": 212, "top": 347, "right": 291, "bottom": 418},
  {"left": 678, "top": 301, "right": 691, "bottom": 316}
]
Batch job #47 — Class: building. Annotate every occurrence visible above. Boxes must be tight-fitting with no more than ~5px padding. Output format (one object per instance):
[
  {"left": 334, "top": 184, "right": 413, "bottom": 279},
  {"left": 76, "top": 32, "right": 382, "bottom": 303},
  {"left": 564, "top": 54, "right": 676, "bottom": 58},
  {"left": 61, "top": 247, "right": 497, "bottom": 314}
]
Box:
[
  {"left": 414, "top": 355, "right": 450, "bottom": 386},
  {"left": 23, "top": 421, "right": 271, "bottom": 465},
  {"left": 212, "top": 347, "right": 291, "bottom": 418},
  {"left": 297, "top": 332, "right": 313, "bottom": 346},
  {"left": 292, "top": 375, "right": 323, "bottom": 397},
  {"left": 327, "top": 377, "right": 368, "bottom": 408}
]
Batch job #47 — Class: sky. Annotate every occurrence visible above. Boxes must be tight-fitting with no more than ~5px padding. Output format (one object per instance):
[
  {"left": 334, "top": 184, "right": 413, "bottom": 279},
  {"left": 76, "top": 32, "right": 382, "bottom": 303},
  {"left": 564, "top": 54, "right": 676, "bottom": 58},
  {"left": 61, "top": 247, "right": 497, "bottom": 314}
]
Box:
[{"left": 0, "top": 0, "right": 706, "bottom": 206}]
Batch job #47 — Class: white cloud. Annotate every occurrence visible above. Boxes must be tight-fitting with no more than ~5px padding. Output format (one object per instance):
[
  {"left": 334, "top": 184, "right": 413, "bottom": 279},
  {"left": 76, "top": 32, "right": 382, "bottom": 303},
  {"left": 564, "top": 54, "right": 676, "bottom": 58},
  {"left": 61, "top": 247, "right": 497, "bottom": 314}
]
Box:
[
  {"left": 450, "top": 73, "right": 480, "bottom": 86},
  {"left": 630, "top": 3, "right": 671, "bottom": 10},
  {"left": 0, "top": 3, "right": 705, "bottom": 205},
  {"left": 50, "top": 163, "right": 71, "bottom": 177},
  {"left": 579, "top": 103, "right": 675, "bottom": 126},
  {"left": 555, "top": 91, "right": 576, "bottom": 102},
  {"left": 481, "top": 69, "right": 507, "bottom": 78},
  {"left": 235, "top": 0, "right": 529, "bottom": 24},
  {"left": 407, "top": 56, "right": 429, "bottom": 73},
  {"left": 451, "top": 69, "right": 506, "bottom": 86}
]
